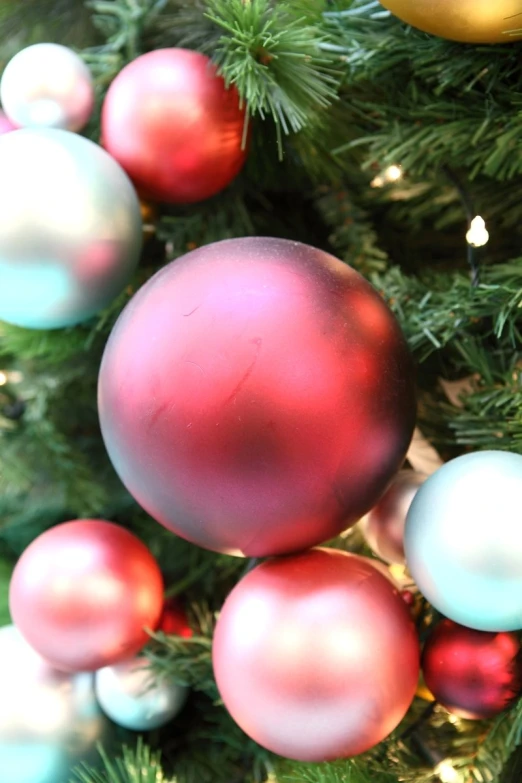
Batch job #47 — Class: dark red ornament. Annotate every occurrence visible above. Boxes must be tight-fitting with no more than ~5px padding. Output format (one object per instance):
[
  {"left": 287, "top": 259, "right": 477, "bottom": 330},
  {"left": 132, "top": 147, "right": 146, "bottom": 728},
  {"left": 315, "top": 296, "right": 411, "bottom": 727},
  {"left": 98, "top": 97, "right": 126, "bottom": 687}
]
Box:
[
  {"left": 98, "top": 237, "right": 415, "bottom": 557},
  {"left": 159, "top": 597, "right": 193, "bottom": 638},
  {"left": 9, "top": 520, "right": 164, "bottom": 672},
  {"left": 212, "top": 549, "right": 420, "bottom": 761},
  {"left": 422, "top": 619, "right": 522, "bottom": 720},
  {"left": 101, "top": 48, "right": 248, "bottom": 204}
]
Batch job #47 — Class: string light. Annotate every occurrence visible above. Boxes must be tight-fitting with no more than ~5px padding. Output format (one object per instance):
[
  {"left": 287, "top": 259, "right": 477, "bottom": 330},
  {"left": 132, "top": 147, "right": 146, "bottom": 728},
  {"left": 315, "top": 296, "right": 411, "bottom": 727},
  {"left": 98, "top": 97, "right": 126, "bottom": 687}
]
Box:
[
  {"left": 436, "top": 760, "right": 460, "bottom": 783},
  {"left": 466, "top": 216, "right": 489, "bottom": 247},
  {"left": 371, "top": 164, "right": 403, "bottom": 188}
]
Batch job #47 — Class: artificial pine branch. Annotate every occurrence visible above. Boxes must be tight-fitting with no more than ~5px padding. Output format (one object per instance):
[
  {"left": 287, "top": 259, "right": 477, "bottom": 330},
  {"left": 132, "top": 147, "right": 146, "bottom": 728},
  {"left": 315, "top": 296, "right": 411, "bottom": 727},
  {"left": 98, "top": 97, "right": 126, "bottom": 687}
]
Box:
[
  {"left": 73, "top": 739, "right": 170, "bottom": 783},
  {"left": 205, "top": 0, "right": 339, "bottom": 145}
]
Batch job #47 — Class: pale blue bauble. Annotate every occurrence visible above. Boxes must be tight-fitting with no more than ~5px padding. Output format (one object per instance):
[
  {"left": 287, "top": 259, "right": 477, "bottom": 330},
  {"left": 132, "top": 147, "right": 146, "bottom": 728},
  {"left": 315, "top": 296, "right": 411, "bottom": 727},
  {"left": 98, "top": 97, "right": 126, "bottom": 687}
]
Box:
[
  {"left": 0, "top": 625, "right": 110, "bottom": 783},
  {"left": 0, "top": 128, "right": 141, "bottom": 330},
  {"left": 95, "top": 656, "right": 188, "bottom": 731},
  {"left": 404, "top": 450, "right": 522, "bottom": 631}
]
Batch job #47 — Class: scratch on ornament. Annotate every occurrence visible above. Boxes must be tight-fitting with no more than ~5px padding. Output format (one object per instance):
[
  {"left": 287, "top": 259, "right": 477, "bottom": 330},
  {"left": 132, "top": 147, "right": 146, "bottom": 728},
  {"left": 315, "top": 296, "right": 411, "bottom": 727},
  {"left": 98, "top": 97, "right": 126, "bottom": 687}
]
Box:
[
  {"left": 185, "top": 360, "right": 206, "bottom": 376},
  {"left": 183, "top": 304, "right": 201, "bottom": 316},
  {"left": 223, "top": 338, "right": 262, "bottom": 406}
]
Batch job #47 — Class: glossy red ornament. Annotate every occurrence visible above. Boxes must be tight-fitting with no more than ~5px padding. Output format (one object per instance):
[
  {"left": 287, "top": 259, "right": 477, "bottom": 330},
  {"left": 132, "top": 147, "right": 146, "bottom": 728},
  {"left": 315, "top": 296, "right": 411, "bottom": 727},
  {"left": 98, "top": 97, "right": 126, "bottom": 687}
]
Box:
[
  {"left": 422, "top": 619, "right": 522, "bottom": 720},
  {"left": 159, "top": 597, "right": 193, "bottom": 638},
  {"left": 98, "top": 237, "right": 415, "bottom": 557},
  {"left": 101, "top": 48, "right": 248, "bottom": 204},
  {"left": 213, "top": 549, "right": 420, "bottom": 761},
  {"left": 9, "top": 520, "right": 164, "bottom": 672}
]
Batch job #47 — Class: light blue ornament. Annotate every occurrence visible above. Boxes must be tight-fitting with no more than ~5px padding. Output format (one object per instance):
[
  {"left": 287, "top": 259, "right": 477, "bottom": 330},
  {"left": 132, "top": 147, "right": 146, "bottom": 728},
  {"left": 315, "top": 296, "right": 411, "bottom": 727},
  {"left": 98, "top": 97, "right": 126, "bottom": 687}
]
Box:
[
  {"left": 0, "top": 128, "right": 142, "bottom": 329},
  {"left": 0, "top": 625, "right": 110, "bottom": 783},
  {"left": 95, "top": 656, "right": 188, "bottom": 731},
  {"left": 404, "top": 450, "right": 522, "bottom": 631}
]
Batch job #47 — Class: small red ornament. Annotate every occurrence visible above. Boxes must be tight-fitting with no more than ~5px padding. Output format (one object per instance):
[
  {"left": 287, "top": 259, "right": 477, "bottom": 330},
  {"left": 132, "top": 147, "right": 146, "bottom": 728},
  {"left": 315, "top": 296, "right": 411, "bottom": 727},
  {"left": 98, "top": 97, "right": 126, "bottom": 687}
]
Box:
[
  {"left": 213, "top": 549, "right": 420, "bottom": 762},
  {"left": 98, "top": 237, "right": 415, "bottom": 557},
  {"left": 9, "top": 520, "right": 164, "bottom": 672},
  {"left": 422, "top": 619, "right": 522, "bottom": 720},
  {"left": 101, "top": 48, "right": 248, "bottom": 204},
  {"left": 159, "top": 597, "right": 193, "bottom": 638},
  {"left": 0, "top": 110, "right": 17, "bottom": 135}
]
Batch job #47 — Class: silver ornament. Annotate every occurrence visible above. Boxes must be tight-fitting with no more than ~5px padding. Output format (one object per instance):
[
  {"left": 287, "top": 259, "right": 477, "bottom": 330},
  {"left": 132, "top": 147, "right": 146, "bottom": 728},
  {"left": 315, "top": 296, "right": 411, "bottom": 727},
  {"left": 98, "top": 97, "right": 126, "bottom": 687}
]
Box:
[
  {"left": 0, "top": 43, "right": 94, "bottom": 132},
  {"left": 0, "top": 625, "right": 110, "bottom": 783},
  {"left": 0, "top": 128, "right": 142, "bottom": 329},
  {"left": 95, "top": 656, "right": 188, "bottom": 731},
  {"left": 405, "top": 450, "right": 522, "bottom": 631},
  {"left": 361, "top": 470, "right": 426, "bottom": 564}
]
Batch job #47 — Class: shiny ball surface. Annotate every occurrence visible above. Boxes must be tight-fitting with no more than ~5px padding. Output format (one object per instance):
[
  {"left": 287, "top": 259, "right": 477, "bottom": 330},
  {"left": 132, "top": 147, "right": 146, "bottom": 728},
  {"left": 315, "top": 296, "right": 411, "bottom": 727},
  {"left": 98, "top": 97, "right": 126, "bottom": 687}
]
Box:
[
  {"left": 98, "top": 237, "right": 415, "bottom": 557},
  {"left": 380, "top": 0, "right": 521, "bottom": 44},
  {"left": 361, "top": 470, "right": 425, "bottom": 564},
  {"left": 0, "top": 128, "right": 142, "bottom": 329},
  {"left": 0, "top": 625, "right": 110, "bottom": 783},
  {"left": 9, "top": 520, "right": 164, "bottom": 672},
  {"left": 101, "top": 48, "right": 248, "bottom": 203},
  {"left": 95, "top": 655, "right": 188, "bottom": 731},
  {"left": 213, "top": 549, "right": 419, "bottom": 761},
  {"left": 1, "top": 43, "right": 94, "bottom": 131},
  {"left": 405, "top": 451, "right": 522, "bottom": 631},
  {"left": 422, "top": 619, "right": 522, "bottom": 719}
]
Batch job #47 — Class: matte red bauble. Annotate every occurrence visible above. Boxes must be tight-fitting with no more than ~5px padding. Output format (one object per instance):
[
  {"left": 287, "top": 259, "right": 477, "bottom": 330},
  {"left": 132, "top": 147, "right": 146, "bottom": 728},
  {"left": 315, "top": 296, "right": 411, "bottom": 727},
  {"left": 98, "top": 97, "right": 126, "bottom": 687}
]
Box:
[
  {"left": 422, "top": 620, "right": 522, "bottom": 720},
  {"left": 9, "top": 520, "right": 164, "bottom": 672},
  {"left": 98, "top": 237, "right": 415, "bottom": 557},
  {"left": 213, "top": 549, "right": 420, "bottom": 761},
  {"left": 101, "top": 48, "right": 248, "bottom": 203}
]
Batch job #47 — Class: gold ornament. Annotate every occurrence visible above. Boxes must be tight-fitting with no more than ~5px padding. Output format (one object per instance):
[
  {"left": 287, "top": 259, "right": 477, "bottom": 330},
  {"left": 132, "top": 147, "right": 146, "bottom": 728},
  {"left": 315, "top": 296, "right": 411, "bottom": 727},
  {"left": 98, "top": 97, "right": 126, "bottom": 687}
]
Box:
[
  {"left": 416, "top": 673, "right": 436, "bottom": 702},
  {"left": 139, "top": 199, "right": 158, "bottom": 238},
  {"left": 380, "top": 0, "right": 522, "bottom": 44}
]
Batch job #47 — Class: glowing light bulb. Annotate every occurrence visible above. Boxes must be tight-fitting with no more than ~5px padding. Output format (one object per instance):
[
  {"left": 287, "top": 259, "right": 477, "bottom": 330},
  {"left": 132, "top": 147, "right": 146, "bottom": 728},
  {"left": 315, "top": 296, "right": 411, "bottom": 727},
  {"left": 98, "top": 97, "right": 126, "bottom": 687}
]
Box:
[
  {"left": 466, "top": 216, "right": 489, "bottom": 247},
  {"left": 436, "top": 760, "right": 460, "bottom": 783},
  {"left": 0, "top": 371, "right": 7, "bottom": 385},
  {"left": 371, "top": 164, "right": 403, "bottom": 188},
  {"left": 385, "top": 164, "right": 403, "bottom": 182}
]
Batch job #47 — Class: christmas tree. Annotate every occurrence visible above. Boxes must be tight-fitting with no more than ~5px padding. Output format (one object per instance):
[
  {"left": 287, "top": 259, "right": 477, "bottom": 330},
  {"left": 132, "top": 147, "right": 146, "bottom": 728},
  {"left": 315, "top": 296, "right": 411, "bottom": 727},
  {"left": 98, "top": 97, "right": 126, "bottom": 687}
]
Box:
[{"left": 0, "top": 2, "right": 521, "bottom": 783}]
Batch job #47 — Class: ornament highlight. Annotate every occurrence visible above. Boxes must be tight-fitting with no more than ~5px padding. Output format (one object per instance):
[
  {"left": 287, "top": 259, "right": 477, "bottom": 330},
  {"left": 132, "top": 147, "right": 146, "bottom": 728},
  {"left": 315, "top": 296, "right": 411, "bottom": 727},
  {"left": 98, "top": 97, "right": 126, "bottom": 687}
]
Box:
[
  {"left": 101, "top": 48, "right": 248, "bottom": 203},
  {"left": 360, "top": 470, "right": 425, "bottom": 564},
  {"left": 212, "top": 549, "right": 420, "bottom": 761},
  {"left": 0, "top": 43, "right": 94, "bottom": 131},
  {"left": 98, "top": 237, "right": 416, "bottom": 557},
  {"left": 0, "top": 625, "right": 110, "bottom": 783},
  {"left": 95, "top": 655, "right": 188, "bottom": 731},
  {"left": 9, "top": 520, "right": 164, "bottom": 672},
  {"left": 422, "top": 619, "right": 522, "bottom": 719},
  {"left": 404, "top": 450, "right": 522, "bottom": 631},
  {"left": 0, "top": 128, "right": 142, "bottom": 329},
  {"left": 379, "top": 0, "right": 522, "bottom": 44}
]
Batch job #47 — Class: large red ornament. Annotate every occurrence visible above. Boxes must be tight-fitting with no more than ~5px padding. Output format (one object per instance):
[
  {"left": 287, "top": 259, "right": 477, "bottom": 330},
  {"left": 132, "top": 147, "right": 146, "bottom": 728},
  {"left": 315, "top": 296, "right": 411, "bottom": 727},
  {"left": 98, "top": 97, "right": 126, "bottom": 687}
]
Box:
[
  {"left": 101, "top": 48, "right": 248, "bottom": 204},
  {"left": 98, "top": 237, "right": 415, "bottom": 557},
  {"left": 9, "top": 520, "right": 164, "bottom": 672},
  {"left": 212, "top": 549, "right": 420, "bottom": 761},
  {"left": 422, "top": 619, "right": 522, "bottom": 720}
]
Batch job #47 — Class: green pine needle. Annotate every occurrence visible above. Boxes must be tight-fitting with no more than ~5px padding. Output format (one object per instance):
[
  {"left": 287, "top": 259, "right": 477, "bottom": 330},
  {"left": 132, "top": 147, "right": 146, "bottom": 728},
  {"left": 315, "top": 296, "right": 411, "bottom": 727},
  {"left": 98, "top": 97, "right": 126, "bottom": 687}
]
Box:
[
  {"left": 205, "top": 0, "right": 340, "bottom": 152},
  {"left": 72, "top": 740, "right": 169, "bottom": 783}
]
